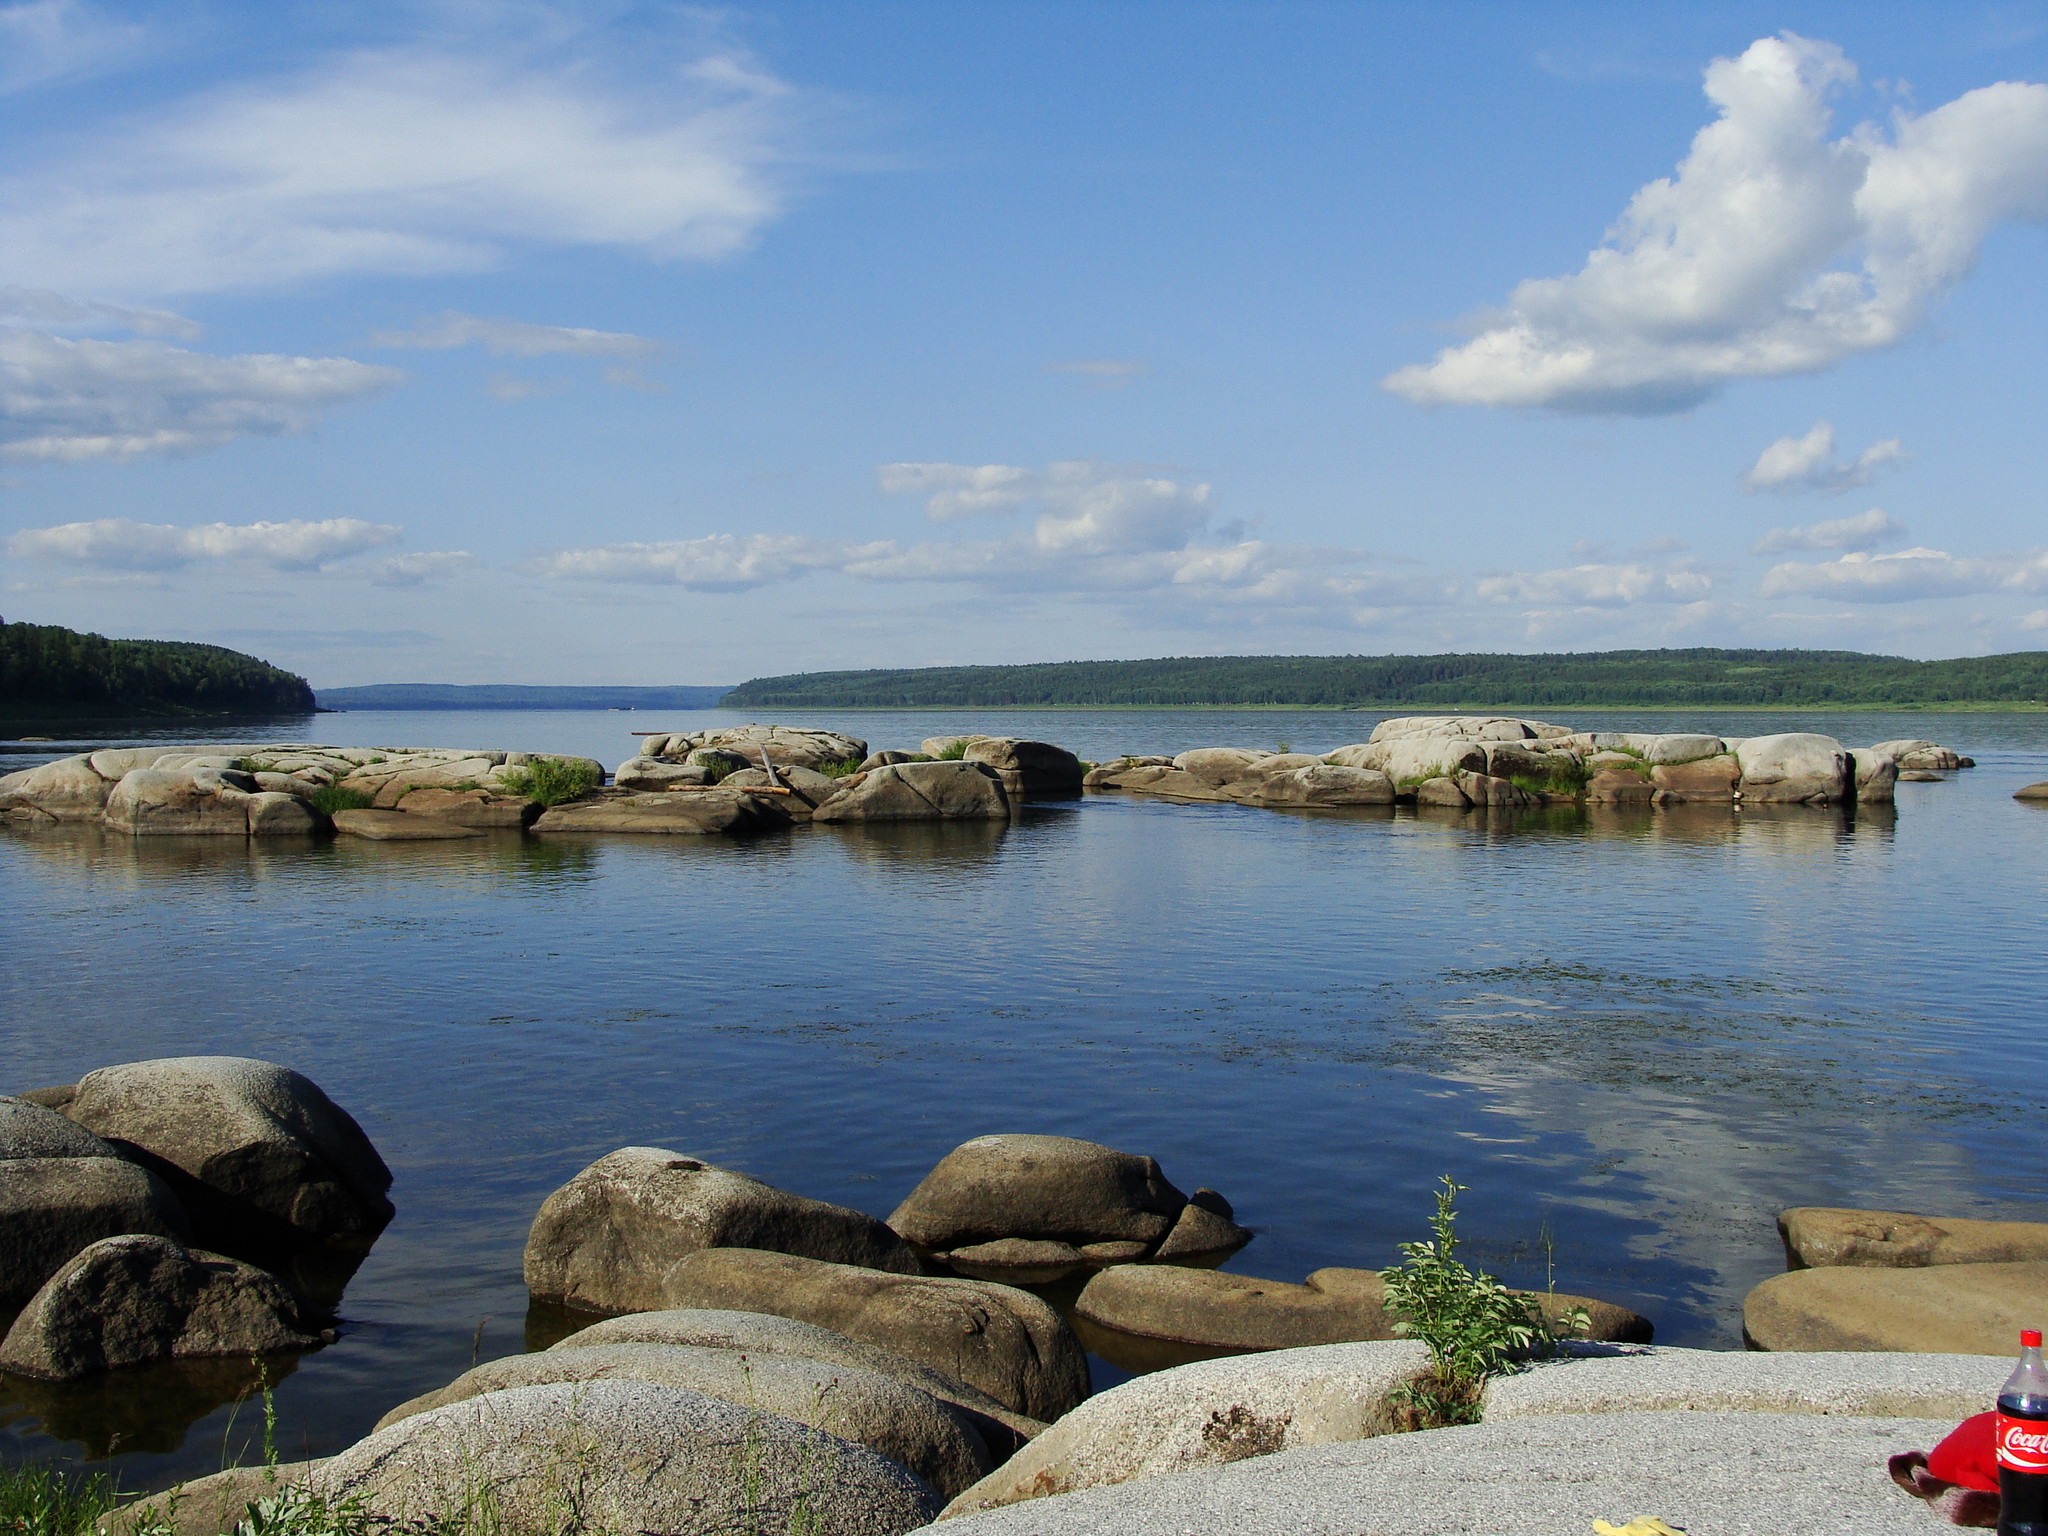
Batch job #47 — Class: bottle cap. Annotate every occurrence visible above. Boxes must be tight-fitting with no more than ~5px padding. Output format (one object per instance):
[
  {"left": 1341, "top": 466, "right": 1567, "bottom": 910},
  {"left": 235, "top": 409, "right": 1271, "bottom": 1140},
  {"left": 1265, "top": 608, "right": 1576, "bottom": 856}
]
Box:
[{"left": 2024, "top": 1330, "right": 2043, "bottom": 1347}]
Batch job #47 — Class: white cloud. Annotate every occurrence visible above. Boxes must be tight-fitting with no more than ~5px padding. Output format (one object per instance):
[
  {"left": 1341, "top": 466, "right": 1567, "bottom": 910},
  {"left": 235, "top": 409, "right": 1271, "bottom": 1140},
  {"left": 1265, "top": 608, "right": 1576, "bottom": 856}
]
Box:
[
  {"left": 877, "top": 462, "right": 1039, "bottom": 521},
  {"left": 1475, "top": 561, "right": 1714, "bottom": 607},
  {"left": 371, "top": 311, "right": 663, "bottom": 359},
  {"left": 0, "top": 36, "right": 803, "bottom": 295},
  {"left": 0, "top": 323, "right": 402, "bottom": 461},
  {"left": 1741, "top": 420, "right": 1906, "bottom": 493},
  {"left": 0, "top": 1, "right": 148, "bottom": 94},
  {"left": 7, "top": 517, "right": 402, "bottom": 571},
  {"left": 1760, "top": 546, "right": 2048, "bottom": 602},
  {"left": 537, "top": 533, "right": 891, "bottom": 592},
  {"left": 1384, "top": 33, "right": 2048, "bottom": 413},
  {"left": 366, "top": 550, "right": 478, "bottom": 588},
  {"left": 0, "top": 286, "right": 200, "bottom": 339},
  {"left": 1046, "top": 358, "right": 1147, "bottom": 390},
  {"left": 1753, "top": 507, "right": 1906, "bottom": 554}
]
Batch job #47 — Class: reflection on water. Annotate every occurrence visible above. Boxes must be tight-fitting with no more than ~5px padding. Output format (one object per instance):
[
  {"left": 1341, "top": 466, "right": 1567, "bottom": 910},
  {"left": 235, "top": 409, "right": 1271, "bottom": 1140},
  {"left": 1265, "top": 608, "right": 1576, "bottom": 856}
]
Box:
[
  {"left": 0, "top": 1354, "right": 303, "bottom": 1460},
  {"left": 2, "top": 706, "right": 2045, "bottom": 1491}
]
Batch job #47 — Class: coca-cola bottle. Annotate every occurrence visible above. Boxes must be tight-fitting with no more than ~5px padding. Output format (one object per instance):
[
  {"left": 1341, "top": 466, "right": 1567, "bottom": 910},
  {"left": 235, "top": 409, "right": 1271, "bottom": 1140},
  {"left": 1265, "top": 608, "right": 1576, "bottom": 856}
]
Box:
[{"left": 1998, "top": 1328, "right": 2048, "bottom": 1536}]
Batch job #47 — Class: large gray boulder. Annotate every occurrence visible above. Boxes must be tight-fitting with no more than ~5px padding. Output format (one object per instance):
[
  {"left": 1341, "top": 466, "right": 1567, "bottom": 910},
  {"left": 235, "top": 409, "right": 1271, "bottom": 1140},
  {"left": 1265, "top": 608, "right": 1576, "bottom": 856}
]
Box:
[
  {"left": 525, "top": 1147, "right": 919, "bottom": 1314},
  {"left": 1243, "top": 765, "right": 1395, "bottom": 807},
  {"left": 1169, "top": 749, "right": 1271, "bottom": 787},
  {"left": 811, "top": 762, "right": 1010, "bottom": 823},
  {"left": 64, "top": 1056, "right": 394, "bottom": 1247},
  {"left": 312, "top": 1381, "right": 941, "bottom": 1536},
  {"left": 374, "top": 1342, "right": 993, "bottom": 1496},
  {"left": 103, "top": 768, "right": 263, "bottom": 834},
  {"left": 1780, "top": 1206, "right": 2048, "bottom": 1269},
  {"left": 0, "top": 1094, "right": 115, "bottom": 1160},
  {"left": 530, "top": 790, "right": 788, "bottom": 835},
  {"left": 963, "top": 739, "right": 1084, "bottom": 798},
  {"left": 1074, "top": 1265, "right": 1648, "bottom": 1353},
  {"left": 394, "top": 787, "right": 541, "bottom": 828},
  {"left": 889, "top": 1135, "right": 1188, "bottom": 1252},
  {"left": 1649, "top": 754, "right": 1740, "bottom": 800},
  {"left": 1745, "top": 1259, "right": 2048, "bottom": 1352},
  {"left": 1736, "top": 733, "right": 1853, "bottom": 803},
  {"left": 0, "top": 1153, "right": 191, "bottom": 1313},
  {"left": 660, "top": 1248, "right": 1091, "bottom": 1422},
  {"left": 102, "top": 1461, "right": 327, "bottom": 1536},
  {"left": 1871, "top": 739, "right": 1966, "bottom": 771},
  {"left": 3, "top": 756, "right": 114, "bottom": 821},
  {"left": 0, "top": 1234, "right": 323, "bottom": 1380},
  {"left": 653, "top": 725, "right": 869, "bottom": 772},
  {"left": 941, "top": 1340, "right": 1429, "bottom": 1518},
  {"left": 926, "top": 1410, "right": 1956, "bottom": 1535},
  {"left": 613, "top": 756, "right": 713, "bottom": 790},
  {"left": 550, "top": 1309, "right": 1047, "bottom": 1451}
]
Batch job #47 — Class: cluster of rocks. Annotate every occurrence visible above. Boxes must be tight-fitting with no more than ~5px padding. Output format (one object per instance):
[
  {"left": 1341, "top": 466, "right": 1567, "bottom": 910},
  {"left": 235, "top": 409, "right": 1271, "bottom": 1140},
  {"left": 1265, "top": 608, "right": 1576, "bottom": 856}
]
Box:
[
  {"left": 0, "top": 1057, "right": 391, "bottom": 1381},
  {"left": 1744, "top": 1204, "right": 2048, "bottom": 1354},
  {"left": 0, "top": 744, "right": 603, "bottom": 839},
  {"left": 1087, "top": 716, "right": 1975, "bottom": 813}
]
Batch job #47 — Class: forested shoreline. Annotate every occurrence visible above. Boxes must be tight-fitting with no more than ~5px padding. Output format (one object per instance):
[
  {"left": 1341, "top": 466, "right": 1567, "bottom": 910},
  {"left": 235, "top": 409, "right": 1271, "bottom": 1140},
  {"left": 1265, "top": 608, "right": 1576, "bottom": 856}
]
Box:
[
  {"left": 725, "top": 649, "right": 2048, "bottom": 710},
  {"left": 0, "top": 618, "right": 315, "bottom": 718}
]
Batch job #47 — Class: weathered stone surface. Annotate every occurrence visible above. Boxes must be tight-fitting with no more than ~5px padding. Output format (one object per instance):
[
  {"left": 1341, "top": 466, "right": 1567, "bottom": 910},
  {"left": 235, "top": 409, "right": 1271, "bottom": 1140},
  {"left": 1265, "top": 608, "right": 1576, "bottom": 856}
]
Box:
[
  {"left": 252, "top": 772, "right": 317, "bottom": 797},
  {"left": 1369, "top": 715, "right": 1572, "bottom": 742},
  {"left": 1901, "top": 770, "right": 1944, "bottom": 782},
  {"left": 1076, "top": 1264, "right": 1647, "bottom": 1353},
  {"left": 940, "top": 1340, "right": 1429, "bottom": 1517},
  {"left": 549, "top": 1308, "right": 1046, "bottom": 1450},
  {"left": 614, "top": 756, "right": 713, "bottom": 790},
  {"left": 2016, "top": 782, "right": 2048, "bottom": 801},
  {"left": 858, "top": 751, "right": 925, "bottom": 772},
  {"left": 656, "top": 725, "right": 869, "bottom": 771},
  {"left": 395, "top": 786, "right": 540, "bottom": 827},
  {"left": 1850, "top": 749, "right": 1900, "bottom": 804},
  {"left": 65, "top": 1056, "right": 394, "bottom": 1246},
  {"left": 661, "top": 1248, "right": 1091, "bottom": 1422},
  {"left": 366, "top": 759, "right": 503, "bottom": 807},
  {"left": 1333, "top": 737, "right": 1491, "bottom": 782},
  {"left": 7, "top": 756, "right": 113, "bottom": 821},
  {"left": 890, "top": 1135, "right": 1187, "bottom": 1251},
  {"left": 963, "top": 739, "right": 1084, "bottom": 798},
  {"left": 331, "top": 808, "right": 484, "bottom": 840},
  {"left": 927, "top": 1410, "right": 1958, "bottom": 1536},
  {"left": 1780, "top": 1206, "right": 2048, "bottom": 1269},
  {"left": 1584, "top": 768, "right": 1654, "bottom": 804},
  {"left": 1639, "top": 734, "right": 1726, "bottom": 765},
  {"left": 0, "top": 1234, "right": 322, "bottom": 1380},
  {"left": 89, "top": 748, "right": 185, "bottom": 780},
  {"left": 1745, "top": 1260, "right": 2048, "bottom": 1352},
  {"left": 1151, "top": 1190, "right": 1253, "bottom": 1260},
  {"left": 525, "top": 1147, "right": 919, "bottom": 1314},
  {"left": 723, "top": 763, "right": 842, "bottom": 813},
  {"left": 531, "top": 791, "right": 786, "bottom": 835},
  {"left": 0, "top": 1155, "right": 190, "bottom": 1313},
  {"left": 1411, "top": 775, "right": 1471, "bottom": 808},
  {"left": 1872, "top": 739, "right": 1966, "bottom": 771},
  {"left": 244, "top": 792, "right": 320, "bottom": 835},
  {"left": 103, "top": 1461, "right": 327, "bottom": 1536},
  {"left": 0, "top": 1095, "right": 114, "bottom": 1160},
  {"left": 921, "top": 736, "right": 988, "bottom": 760},
  {"left": 811, "top": 762, "right": 1010, "bottom": 823},
  {"left": 1650, "top": 753, "right": 1740, "bottom": 799},
  {"left": 1736, "top": 732, "right": 1852, "bottom": 803},
  {"left": 1454, "top": 771, "right": 1535, "bottom": 809},
  {"left": 1170, "top": 749, "right": 1272, "bottom": 786},
  {"left": 1244, "top": 765, "right": 1394, "bottom": 807},
  {"left": 104, "top": 769, "right": 256, "bottom": 834},
  {"left": 313, "top": 1381, "right": 942, "bottom": 1536},
  {"left": 1483, "top": 1343, "right": 2006, "bottom": 1424},
  {"left": 377, "top": 1343, "right": 991, "bottom": 1495},
  {"left": 1120, "top": 769, "right": 1233, "bottom": 801}
]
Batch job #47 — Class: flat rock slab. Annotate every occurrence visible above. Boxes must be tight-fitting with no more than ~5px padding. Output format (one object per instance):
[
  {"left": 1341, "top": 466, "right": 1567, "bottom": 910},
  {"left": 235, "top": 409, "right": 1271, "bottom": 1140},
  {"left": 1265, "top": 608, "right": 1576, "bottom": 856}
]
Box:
[
  {"left": 925, "top": 1410, "right": 1953, "bottom": 1536},
  {"left": 1745, "top": 1259, "right": 2048, "bottom": 1352},
  {"left": 331, "top": 809, "right": 483, "bottom": 840},
  {"left": 1780, "top": 1206, "right": 2048, "bottom": 1268}
]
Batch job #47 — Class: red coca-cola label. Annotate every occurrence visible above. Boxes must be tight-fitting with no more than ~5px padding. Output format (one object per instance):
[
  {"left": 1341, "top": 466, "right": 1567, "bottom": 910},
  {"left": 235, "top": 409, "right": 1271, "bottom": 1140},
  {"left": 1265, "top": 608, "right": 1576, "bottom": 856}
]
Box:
[{"left": 1998, "top": 1414, "right": 2048, "bottom": 1473}]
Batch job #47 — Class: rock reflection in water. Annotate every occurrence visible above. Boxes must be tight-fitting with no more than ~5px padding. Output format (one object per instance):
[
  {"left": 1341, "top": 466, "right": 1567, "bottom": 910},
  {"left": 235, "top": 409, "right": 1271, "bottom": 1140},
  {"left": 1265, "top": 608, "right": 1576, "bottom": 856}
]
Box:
[{"left": 0, "top": 1352, "right": 302, "bottom": 1459}]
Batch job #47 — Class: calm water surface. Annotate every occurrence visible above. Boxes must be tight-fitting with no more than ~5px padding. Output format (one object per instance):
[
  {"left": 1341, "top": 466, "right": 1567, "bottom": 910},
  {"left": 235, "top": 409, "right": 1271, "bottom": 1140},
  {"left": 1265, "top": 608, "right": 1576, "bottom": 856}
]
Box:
[{"left": 3, "top": 706, "right": 2046, "bottom": 1486}]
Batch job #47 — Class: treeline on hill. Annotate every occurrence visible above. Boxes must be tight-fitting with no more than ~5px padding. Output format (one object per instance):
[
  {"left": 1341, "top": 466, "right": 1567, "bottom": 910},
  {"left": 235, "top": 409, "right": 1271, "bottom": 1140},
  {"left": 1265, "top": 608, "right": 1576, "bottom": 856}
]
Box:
[
  {"left": 724, "top": 649, "right": 2048, "bottom": 709},
  {"left": 0, "top": 618, "right": 316, "bottom": 718}
]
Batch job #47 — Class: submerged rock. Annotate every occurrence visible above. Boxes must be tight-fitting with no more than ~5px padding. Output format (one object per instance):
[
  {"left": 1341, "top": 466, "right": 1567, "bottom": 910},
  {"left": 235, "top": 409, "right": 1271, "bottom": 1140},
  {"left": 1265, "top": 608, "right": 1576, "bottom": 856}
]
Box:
[
  {"left": 0, "top": 1234, "right": 323, "bottom": 1380},
  {"left": 1779, "top": 1206, "right": 2048, "bottom": 1269},
  {"left": 525, "top": 1147, "right": 920, "bottom": 1314},
  {"left": 530, "top": 790, "right": 787, "bottom": 835},
  {"left": 660, "top": 1247, "right": 1091, "bottom": 1421}
]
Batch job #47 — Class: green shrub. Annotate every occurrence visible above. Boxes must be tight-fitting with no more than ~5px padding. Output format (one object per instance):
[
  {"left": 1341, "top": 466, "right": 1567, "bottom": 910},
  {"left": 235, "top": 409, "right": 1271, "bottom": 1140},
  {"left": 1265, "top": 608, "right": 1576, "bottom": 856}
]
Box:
[
  {"left": 0, "top": 1461, "right": 121, "bottom": 1536},
  {"left": 498, "top": 757, "right": 599, "bottom": 806},
  {"left": 933, "top": 739, "right": 972, "bottom": 760},
  {"left": 813, "top": 757, "right": 865, "bottom": 779},
  {"left": 309, "top": 785, "right": 373, "bottom": 817},
  {"left": 1507, "top": 756, "right": 1591, "bottom": 799},
  {"left": 1377, "top": 1177, "right": 1584, "bottom": 1431}
]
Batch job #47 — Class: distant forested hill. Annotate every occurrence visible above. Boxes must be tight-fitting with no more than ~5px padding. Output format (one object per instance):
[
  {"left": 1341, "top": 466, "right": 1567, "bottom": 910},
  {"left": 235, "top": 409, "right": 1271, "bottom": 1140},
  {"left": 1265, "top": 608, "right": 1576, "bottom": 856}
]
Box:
[
  {"left": 724, "top": 650, "right": 2048, "bottom": 710},
  {"left": 315, "top": 683, "right": 732, "bottom": 710},
  {"left": 0, "top": 619, "right": 315, "bottom": 718}
]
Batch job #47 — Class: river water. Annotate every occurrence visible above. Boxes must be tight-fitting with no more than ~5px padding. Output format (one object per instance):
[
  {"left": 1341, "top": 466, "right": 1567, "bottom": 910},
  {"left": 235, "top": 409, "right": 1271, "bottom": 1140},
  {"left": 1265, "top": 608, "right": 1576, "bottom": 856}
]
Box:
[{"left": 3, "top": 706, "right": 2045, "bottom": 1486}]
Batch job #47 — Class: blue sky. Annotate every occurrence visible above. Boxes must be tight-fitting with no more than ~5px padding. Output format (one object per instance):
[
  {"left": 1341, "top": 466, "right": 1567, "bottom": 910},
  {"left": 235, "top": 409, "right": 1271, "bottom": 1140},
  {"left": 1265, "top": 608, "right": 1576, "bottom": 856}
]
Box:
[{"left": 1, "top": 1, "right": 2044, "bottom": 685}]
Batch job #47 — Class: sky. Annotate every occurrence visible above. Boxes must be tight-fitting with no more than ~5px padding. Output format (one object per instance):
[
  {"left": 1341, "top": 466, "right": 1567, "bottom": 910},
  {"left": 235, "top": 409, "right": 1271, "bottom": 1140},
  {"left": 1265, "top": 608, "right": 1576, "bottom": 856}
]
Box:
[{"left": 0, "top": 1, "right": 2045, "bottom": 686}]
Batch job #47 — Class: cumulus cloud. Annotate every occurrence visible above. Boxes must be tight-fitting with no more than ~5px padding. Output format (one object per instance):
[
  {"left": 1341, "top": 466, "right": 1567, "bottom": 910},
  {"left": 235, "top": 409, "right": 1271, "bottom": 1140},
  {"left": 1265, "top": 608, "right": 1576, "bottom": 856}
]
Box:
[
  {"left": 0, "top": 33, "right": 803, "bottom": 295},
  {"left": 1475, "top": 561, "right": 1714, "bottom": 607},
  {"left": 537, "top": 533, "right": 891, "bottom": 591},
  {"left": 1741, "top": 421, "right": 1906, "bottom": 493},
  {"left": 1753, "top": 507, "right": 1906, "bottom": 554},
  {"left": 1760, "top": 546, "right": 2048, "bottom": 602},
  {"left": 1384, "top": 33, "right": 2048, "bottom": 413},
  {"left": 1045, "top": 358, "right": 1147, "bottom": 390},
  {"left": 7, "top": 517, "right": 402, "bottom": 571},
  {"left": 0, "top": 323, "right": 402, "bottom": 461},
  {"left": 371, "top": 311, "right": 663, "bottom": 359},
  {"left": 366, "top": 550, "right": 478, "bottom": 588}
]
